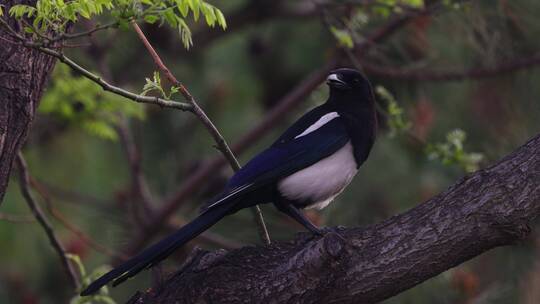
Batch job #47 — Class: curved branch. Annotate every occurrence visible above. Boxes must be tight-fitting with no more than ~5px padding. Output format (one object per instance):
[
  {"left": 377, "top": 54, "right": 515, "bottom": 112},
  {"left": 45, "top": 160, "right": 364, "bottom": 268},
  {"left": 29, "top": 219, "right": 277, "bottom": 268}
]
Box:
[
  {"left": 130, "top": 21, "right": 271, "bottom": 245},
  {"left": 34, "top": 46, "right": 193, "bottom": 111},
  {"left": 361, "top": 52, "right": 540, "bottom": 81},
  {"left": 129, "top": 133, "right": 540, "bottom": 304},
  {"left": 16, "top": 153, "right": 80, "bottom": 289}
]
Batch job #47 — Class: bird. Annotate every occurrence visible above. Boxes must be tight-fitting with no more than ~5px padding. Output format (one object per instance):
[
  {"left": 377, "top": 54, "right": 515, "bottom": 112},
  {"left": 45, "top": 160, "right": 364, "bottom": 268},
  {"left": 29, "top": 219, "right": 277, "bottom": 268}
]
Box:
[{"left": 81, "top": 67, "right": 377, "bottom": 296}]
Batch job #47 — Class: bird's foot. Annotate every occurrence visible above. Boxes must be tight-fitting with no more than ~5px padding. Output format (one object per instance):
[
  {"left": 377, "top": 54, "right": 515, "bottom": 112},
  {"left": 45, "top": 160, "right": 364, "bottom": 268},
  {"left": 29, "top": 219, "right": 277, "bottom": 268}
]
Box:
[{"left": 314, "top": 226, "right": 348, "bottom": 242}]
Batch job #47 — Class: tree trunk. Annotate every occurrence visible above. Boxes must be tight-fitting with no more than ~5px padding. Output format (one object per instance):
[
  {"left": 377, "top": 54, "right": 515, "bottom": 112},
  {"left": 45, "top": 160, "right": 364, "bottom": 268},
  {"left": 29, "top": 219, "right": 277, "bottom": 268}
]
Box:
[
  {"left": 0, "top": 0, "right": 57, "bottom": 203},
  {"left": 128, "top": 133, "right": 540, "bottom": 304}
]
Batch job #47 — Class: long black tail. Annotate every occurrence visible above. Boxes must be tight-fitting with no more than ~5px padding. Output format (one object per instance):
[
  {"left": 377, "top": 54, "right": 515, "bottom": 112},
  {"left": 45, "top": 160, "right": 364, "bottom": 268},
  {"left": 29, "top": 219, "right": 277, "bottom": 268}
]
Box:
[{"left": 80, "top": 202, "right": 234, "bottom": 296}]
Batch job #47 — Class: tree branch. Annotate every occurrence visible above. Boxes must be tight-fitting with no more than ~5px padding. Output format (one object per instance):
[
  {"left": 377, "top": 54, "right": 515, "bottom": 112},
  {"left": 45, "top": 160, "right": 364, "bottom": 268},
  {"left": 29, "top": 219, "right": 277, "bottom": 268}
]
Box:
[
  {"left": 37, "top": 46, "right": 193, "bottom": 110},
  {"left": 130, "top": 21, "right": 271, "bottom": 245},
  {"left": 128, "top": 133, "right": 540, "bottom": 304},
  {"left": 0, "top": 212, "right": 35, "bottom": 223},
  {"left": 29, "top": 178, "right": 126, "bottom": 260},
  {"left": 16, "top": 153, "right": 80, "bottom": 289},
  {"left": 116, "top": 118, "right": 155, "bottom": 225},
  {"left": 49, "top": 21, "right": 118, "bottom": 43},
  {"left": 360, "top": 52, "right": 540, "bottom": 81}
]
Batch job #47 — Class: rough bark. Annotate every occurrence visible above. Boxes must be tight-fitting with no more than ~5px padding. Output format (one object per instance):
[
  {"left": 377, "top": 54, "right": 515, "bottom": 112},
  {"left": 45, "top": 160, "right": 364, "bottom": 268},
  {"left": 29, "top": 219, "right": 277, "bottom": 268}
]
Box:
[
  {"left": 128, "top": 133, "right": 540, "bottom": 304},
  {"left": 0, "top": 0, "right": 57, "bottom": 203}
]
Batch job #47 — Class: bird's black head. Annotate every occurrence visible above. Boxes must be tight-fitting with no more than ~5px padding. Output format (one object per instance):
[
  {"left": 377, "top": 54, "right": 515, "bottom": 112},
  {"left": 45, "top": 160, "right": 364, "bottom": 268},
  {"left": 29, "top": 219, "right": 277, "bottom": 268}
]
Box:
[
  {"left": 326, "top": 68, "right": 368, "bottom": 91},
  {"left": 326, "top": 68, "right": 374, "bottom": 109}
]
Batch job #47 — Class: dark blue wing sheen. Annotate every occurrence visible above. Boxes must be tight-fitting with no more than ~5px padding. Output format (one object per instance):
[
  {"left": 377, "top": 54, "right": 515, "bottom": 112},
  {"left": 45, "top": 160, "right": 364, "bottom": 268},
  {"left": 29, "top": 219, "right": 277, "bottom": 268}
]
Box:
[{"left": 202, "top": 117, "right": 349, "bottom": 212}]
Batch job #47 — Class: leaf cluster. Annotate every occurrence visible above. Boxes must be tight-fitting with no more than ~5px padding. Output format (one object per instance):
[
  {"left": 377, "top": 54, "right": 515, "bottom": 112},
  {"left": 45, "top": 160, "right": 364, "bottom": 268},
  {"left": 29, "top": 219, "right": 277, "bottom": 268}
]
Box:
[
  {"left": 40, "top": 65, "right": 145, "bottom": 141},
  {"left": 426, "top": 129, "right": 484, "bottom": 172},
  {"left": 5, "top": 0, "right": 226, "bottom": 49},
  {"left": 375, "top": 85, "right": 412, "bottom": 137},
  {"left": 66, "top": 254, "right": 117, "bottom": 304},
  {"left": 141, "top": 71, "right": 179, "bottom": 99}
]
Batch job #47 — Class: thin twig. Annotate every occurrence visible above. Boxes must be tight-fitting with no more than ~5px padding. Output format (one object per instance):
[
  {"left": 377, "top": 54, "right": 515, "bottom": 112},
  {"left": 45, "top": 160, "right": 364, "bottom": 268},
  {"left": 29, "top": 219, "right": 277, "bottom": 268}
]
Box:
[
  {"left": 360, "top": 54, "right": 540, "bottom": 81},
  {"left": 38, "top": 46, "right": 193, "bottom": 110},
  {"left": 30, "top": 178, "right": 127, "bottom": 260},
  {"left": 130, "top": 21, "right": 271, "bottom": 245},
  {"left": 0, "top": 212, "right": 35, "bottom": 223},
  {"left": 16, "top": 153, "right": 80, "bottom": 289},
  {"left": 51, "top": 22, "right": 118, "bottom": 42},
  {"left": 116, "top": 118, "right": 155, "bottom": 226}
]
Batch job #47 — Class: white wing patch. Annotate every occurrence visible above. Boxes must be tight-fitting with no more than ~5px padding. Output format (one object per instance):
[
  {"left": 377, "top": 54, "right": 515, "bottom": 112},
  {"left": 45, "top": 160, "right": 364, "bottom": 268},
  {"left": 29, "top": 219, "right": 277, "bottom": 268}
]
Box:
[
  {"left": 294, "top": 112, "right": 340, "bottom": 139},
  {"left": 204, "top": 183, "right": 253, "bottom": 210}
]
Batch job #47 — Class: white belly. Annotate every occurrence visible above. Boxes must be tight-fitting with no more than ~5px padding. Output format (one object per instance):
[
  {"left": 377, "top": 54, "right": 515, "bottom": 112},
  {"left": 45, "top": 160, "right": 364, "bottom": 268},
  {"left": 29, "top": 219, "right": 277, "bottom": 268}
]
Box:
[{"left": 277, "top": 141, "right": 357, "bottom": 210}]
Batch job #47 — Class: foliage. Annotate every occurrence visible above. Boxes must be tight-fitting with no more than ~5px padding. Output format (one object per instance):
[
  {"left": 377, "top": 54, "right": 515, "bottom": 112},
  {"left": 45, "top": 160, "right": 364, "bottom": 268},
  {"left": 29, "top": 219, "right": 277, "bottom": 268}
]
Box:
[
  {"left": 371, "top": 0, "right": 424, "bottom": 17},
  {"left": 5, "top": 0, "right": 226, "bottom": 49},
  {"left": 375, "top": 85, "right": 412, "bottom": 137},
  {"left": 40, "top": 65, "right": 145, "bottom": 141},
  {"left": 427, "top": 129, "right": 484, "bottom": 173},
  {"left": 66, "top": 254, "right": 117, "bottom": 304},
  {"left": 330, "top": 26, "right": 354, "bottom": 49},
  {"left": 141, "top": 71, "right": 179, "bottom": 99}
]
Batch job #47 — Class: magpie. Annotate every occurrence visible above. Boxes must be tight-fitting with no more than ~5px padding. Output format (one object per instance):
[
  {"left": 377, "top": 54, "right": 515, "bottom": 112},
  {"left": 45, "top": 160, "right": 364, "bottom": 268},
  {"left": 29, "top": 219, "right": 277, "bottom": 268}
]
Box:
[{"left": 81, "top": 68, "right": 377, "bottom": 296}]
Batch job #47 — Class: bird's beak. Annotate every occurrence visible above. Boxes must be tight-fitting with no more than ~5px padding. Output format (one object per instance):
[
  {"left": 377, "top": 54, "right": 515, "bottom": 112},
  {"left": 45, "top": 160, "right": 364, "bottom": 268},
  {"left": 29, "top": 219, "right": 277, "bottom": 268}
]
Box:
[{"left": 326, "top": 73, "right": 348, "bottom": 89}]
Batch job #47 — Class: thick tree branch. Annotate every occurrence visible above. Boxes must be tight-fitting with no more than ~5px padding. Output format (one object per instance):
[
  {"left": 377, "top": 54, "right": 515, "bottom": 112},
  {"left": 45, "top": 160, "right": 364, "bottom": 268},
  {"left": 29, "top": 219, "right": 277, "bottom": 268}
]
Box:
[{"left": 129, "top": 133, "right": 540, "bottom": 304}]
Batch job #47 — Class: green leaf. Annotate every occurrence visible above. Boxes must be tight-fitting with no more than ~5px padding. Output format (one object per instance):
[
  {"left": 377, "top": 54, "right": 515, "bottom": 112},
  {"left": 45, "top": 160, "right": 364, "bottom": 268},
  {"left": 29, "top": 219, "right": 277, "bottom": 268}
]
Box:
[
  {"left": 82, "top": 120, "right": 118, "bottom": 141},
  {"left": 330, "top": 26, "right": 354, "bottom": 49},
  {"left": 66, "top": 254, "right": 87, "bottom": 278},
  {"left": 41, "top": 65, "right": 145, "bottom": 141},
  {"left": 177, "top": 17, "right": 193, "bottom": 49},
  {"left": 144, "top": 14, "right": 159, "bottom": 24},
  {"left": 187, "top": 0, "right": 200, "bottom": 21},
  {"left": 163, "top": 8, "right": 178, "bottom": 27},
  {"left": 215, "top": 8, "right": 226, "bottom": 29},
  {"left": 375, "top": 86, "right": 411, "bottom": 137},
  {"left": 177, "top": 0, "right": 189, "bottom": 17},
  {"left": 201, "top": 3, "right": 216, "bottom": 27}
]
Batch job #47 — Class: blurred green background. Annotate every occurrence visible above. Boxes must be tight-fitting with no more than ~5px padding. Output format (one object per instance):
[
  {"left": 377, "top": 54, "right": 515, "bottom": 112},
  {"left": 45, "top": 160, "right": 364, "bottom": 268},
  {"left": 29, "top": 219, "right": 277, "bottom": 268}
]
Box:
[{"left": 1, "top": 0, "right": 540, "bottom": 303}]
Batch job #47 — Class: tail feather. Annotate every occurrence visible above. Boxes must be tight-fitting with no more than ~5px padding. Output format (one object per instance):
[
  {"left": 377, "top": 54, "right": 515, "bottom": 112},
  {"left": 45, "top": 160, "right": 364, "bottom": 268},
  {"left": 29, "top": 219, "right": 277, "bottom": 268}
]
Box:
[{"left": 80, "top": 202, "right": 234, "bottom": 296}]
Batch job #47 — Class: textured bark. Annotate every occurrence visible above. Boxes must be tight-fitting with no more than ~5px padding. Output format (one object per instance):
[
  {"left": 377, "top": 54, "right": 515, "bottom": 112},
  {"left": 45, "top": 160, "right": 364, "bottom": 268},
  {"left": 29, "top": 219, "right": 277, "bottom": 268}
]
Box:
[
  {"left": 0, "top": 0, "right": 57, "bottom": 203},
  {"left": 128, "top": 133, "right": 540, "bottom": 304}
]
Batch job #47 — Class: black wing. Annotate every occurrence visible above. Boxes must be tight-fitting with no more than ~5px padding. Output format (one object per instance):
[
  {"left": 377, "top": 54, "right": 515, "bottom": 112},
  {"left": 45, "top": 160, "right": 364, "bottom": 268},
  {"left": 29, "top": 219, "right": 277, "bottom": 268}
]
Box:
[{"left": 202, "top": 115, "right": 348, "bottom": 212}]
